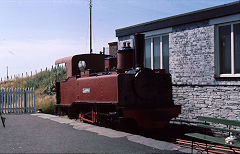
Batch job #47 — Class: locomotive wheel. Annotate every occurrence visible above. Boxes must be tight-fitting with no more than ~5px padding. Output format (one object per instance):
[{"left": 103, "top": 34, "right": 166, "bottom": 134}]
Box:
[
  {"left": 55, "top": 105, "right": 64, "bottom": 116},
  {"left": 118, "top": 118, "right": 138, "bottom": 131},
  {"left": 67, "top": 106, "right": 79, "bottom": 119}
]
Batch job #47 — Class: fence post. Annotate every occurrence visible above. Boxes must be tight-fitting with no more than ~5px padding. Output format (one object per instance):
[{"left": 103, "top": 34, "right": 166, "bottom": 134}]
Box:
[
  {"left": 27, "top": 88, "right": 29, "bottom": 113},
  {"left": 33, "top": 88, "right": 35, "bottom": 113},
  {"left": 1, "top": 89, "right": 4, "bottom": 113},
  {"left": 14, "top": 88, "right": 16, "bottom": 113},
  {"left": 30, "top": 88, "right": 34, "bottom": 113},
  {"left": 20, "top": 88, "right": 23, "bottom": 113},
  {"left": 7, "top": 88, "right": 9, "bottom": 113},
  {"left": 17, "top": 88, "right": 19, "bottom": 113},
  {"left": 3, "top": 89, "right": 7, "bottom": 113},
  {"left": 24, "top": 89, "right": 27, "bottom": 113},
  {"left": 30, "top": 88, "right": 32, "bottom": 113},
  {"left": 0, "top": 89, "right": 2, "bottom": 114},
  {"left": 9, "top": 88, "right": 11, "bottom": 113},
  {"left": 11, "top": 89, "right": 13, "bottom": 113}
]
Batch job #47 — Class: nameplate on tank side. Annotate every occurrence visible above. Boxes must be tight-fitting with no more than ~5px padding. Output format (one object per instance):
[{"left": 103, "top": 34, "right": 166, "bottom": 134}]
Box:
[{"left": 82, "top": 88, "right": 90, "bottom": 94}]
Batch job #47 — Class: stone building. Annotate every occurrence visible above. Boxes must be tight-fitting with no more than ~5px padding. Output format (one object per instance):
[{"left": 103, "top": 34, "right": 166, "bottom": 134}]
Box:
[{"left": 115, "top": 2, "right": 240, "bottom": 121}]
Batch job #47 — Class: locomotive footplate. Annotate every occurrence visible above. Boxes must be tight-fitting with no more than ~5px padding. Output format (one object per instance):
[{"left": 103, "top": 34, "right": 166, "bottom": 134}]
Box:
[{"left": 122, "top": 105, "right": 181, "bottom": 129}]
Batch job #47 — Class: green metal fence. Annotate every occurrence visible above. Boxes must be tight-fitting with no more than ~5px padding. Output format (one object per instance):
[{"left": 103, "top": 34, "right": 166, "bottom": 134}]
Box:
[{"left": 0, "top": 88, "right": 35, "bottom": 114}]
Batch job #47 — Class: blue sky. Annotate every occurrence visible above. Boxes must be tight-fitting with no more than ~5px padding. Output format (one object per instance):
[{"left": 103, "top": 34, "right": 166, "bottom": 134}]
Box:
[{"left": 0, "top": 0, "right": 237, "bottom": 79}]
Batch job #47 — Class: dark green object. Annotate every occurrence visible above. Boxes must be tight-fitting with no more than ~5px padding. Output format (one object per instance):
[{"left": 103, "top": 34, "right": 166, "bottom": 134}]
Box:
[
  {"left": 185, "top": 133, "right": 240, "bottom": 148},
  {"left": 197, "top": 124, "right": 240, "bottom": 134},
  {"left": 197, "top": 116, "right": 240, "bottom": 127},
  {"left": 185, "top": 116, "right": 240, "bottom": 151}
]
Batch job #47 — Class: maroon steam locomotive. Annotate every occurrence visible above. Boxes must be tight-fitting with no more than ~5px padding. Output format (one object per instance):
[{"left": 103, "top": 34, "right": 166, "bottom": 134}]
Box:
[{"left": 55, "top": 34, "right": 181, "bottom": 129}]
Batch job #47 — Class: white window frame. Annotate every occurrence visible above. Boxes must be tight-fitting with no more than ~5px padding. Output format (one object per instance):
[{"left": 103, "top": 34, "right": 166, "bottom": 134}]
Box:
[
  {"left": 216, "top": 21, "right": 240, "bottom": 77},
  {"left": 145, "top": 34, "right": 169, "bottom": 70}
]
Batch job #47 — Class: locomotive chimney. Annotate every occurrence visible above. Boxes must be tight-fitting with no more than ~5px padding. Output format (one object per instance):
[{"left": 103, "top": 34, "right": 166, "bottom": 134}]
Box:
[{"left": 134, "top": 34, "right": 145, "bottom": 69}]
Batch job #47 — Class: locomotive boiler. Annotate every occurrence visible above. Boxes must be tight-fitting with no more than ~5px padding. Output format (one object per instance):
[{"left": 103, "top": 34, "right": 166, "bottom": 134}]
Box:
[{"left": 55, "top": 34, "right": 181, "bottom": 129}]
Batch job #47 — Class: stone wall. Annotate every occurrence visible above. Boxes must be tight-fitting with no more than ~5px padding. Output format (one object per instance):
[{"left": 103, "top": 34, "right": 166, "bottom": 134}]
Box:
[
  {"left": 172, "top": 86, "right": 240, "bottom": 121},
  {"left": 169, "top": 20, "right": 240, "bottom": 121},
  {"left": 170, "top": 21, "right": 215, "bottom": 85}
]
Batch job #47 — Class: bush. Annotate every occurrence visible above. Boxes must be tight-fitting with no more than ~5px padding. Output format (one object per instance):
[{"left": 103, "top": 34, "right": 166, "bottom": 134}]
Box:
[
  {"left": 42, "top": 81, "right": 56, "bottom": 95},
  {"left": 25, "top": 67, "right": 66, "bottom": 94},
  {"left": 35, "top": 95, "right": 56, "bottom": 114},
  {"left": 41, "top": 101, "right": 55, "bottom": 114}
]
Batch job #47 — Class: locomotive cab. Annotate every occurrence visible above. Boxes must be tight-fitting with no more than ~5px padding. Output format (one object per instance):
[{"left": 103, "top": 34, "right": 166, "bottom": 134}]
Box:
[{"left": 55, "top": 54, "right": 107, "bottom": 79}]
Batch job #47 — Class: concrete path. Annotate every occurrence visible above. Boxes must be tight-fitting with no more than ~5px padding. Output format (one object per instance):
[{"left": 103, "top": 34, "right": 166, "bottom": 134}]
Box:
[{"left": 0, "top": 114, "right": 194, "bottom": 153}]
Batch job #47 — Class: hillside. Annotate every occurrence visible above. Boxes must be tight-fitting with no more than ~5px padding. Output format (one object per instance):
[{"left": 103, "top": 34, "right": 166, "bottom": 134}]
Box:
[{"left": 0, "top": 67, "right": 66, "bottom": 114}]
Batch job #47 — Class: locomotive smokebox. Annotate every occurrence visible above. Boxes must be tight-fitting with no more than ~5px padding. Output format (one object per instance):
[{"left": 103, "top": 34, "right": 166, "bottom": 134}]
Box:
[{"left": 134, "top": 34, "right": 145, "bottom": 69}]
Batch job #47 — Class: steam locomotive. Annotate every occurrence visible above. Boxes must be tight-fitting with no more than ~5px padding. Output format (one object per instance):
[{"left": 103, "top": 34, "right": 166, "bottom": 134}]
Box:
[{"left": 55, "top": 34, "right": 181, "bottom": 129}]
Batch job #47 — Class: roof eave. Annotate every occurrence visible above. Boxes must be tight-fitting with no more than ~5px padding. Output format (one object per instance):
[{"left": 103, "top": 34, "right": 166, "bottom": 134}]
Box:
[{"left": 116, "top": 1, "right": 240, "bottom": 37}]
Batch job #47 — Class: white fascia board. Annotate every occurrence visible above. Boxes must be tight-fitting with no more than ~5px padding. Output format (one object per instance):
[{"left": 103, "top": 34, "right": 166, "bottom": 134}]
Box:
[
  {"left": 209, "top": 13, "right": 240, "bottom": 25},
  {"left": 143, "top": 27, "right": 172, "bottom": 38}
]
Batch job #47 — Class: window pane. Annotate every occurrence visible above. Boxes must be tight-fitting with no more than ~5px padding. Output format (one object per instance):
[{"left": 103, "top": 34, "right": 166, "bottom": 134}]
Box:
[
  {"left": 219, "top": 25, "right": 231, "bottom": 74},
  {"left": 162, "top": 35, "right": 169, "bottom": 72},
  {"left": 234, "top": 23, "right": 240, "bottom": 73},
  {"left": 153, "top": 37, "right": 160, "bottom": 69},
  {"left": 145, "top": 38, "right": 151, "bottom": 68}
]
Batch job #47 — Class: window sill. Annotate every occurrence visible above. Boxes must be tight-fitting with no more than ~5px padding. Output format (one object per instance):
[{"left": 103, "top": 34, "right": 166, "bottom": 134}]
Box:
[{"left": 215, "top": 74, "right": 240, "bottom": 78}]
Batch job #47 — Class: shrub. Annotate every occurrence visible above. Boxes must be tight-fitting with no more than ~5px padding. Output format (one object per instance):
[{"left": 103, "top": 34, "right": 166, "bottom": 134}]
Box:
[{"left": 35, "top": 95, "right": 56, "bottom": 114}]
